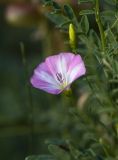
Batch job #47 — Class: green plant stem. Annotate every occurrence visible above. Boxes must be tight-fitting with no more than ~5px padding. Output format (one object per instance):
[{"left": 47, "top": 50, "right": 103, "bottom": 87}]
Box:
[
  {"left": 20, "top": 42, "right": 34, "bottom": 154},
  {"left": 102, "top": 145, "right": 110, "bottom": 158},
  {"left": 63, "top": 88, "right": 76, "bottom": 108},
  {"left": 95, "top": 0, "right": 106, "bottom": 54},
  {"left": 99, "top": 138, "right": 110, "bottom": 158},
  {"left": 95, "top": 0, "right": 110, "bottom": 80}
]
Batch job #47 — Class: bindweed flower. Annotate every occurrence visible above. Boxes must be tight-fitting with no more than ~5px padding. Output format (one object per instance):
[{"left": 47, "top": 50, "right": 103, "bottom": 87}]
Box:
[{"left": 30, "top": 52, "right": 86, "bottom": 94}]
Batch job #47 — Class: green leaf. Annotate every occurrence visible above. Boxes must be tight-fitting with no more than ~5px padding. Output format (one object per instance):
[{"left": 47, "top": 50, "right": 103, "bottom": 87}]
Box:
[
  {"left": 89, "top": 29, "right": 101, "bottom": 48},
  {"left": 64, "top": 4, "right": 74, "bottom": 20},
  {"left": 45, "top": 139, "right": 66, "bottom": 146},
  {"left": 106, "top": 27, "right": 117, "bottom": 44},
  {"left": 25, "top": 155, "right": 55, "bottom": 160},
  {"left": 78, "top": 0, "right": 94, "bottom": 4},
  {"left": 104, "top": 0, "right": 116, "bottom": 6},
  {"left": 41, "top": 0, "right": 53, "bottom": 6},
  {"left": 79, "top": 15, "right": 89, "bottom": 34},
  {"left": 48, "top": 144, "right": 70, "bottom": 160},
  {"left": 79, "top": 9, "right": 95, "bottom": 15},
  {"left": 52, "top": 1, "right": 61, "bottom": 11},
  {"left": 79, "top": 34, "right": 89, "bottom": 44},
  {"left": 64, "top": 4, "right": 78, "bottom": 27},
  {"left": 66, "top": 142, "right": 82, "bottom": 159},
  {"left": 101, "top": 10, "right": 116, "bottom": 23},
  {"left": 111, "top": 88, "right": 118, "bottom": 96},
  {"left": 97, "top": 107, "right": 116, "bottom": 114},
  {"left": 45, "top": 13, "right": 70, "bottom": 28},
  {"left": 41, "top": 0, "right": 52, "bottom": 2},
  {"left": 101, "top": 10, "right": 115, "bottom": 18}
]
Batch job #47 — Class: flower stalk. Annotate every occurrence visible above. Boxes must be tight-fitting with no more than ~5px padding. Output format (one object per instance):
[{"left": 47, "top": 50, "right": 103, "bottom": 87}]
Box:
[{"left": 20, "top": 42, "right": 34, "bottom": 154}]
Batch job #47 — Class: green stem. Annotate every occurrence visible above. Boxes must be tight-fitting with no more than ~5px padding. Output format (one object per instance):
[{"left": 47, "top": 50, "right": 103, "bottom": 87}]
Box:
[
  {"left": 95, "top": 0, "right": 106, "bottom": 54},
  {"left": 63, "top": 88, "right": 76, "bottom": 108},
  {"left": 20, "top": 42, "right": 34, "bottom": 154},
  {"left": 99, "top": 138, "right": 110, "bottom": 158}
]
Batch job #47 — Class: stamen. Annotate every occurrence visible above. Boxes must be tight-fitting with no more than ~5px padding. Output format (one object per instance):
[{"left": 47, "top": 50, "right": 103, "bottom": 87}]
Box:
[{"left": 56, "top": 73, "right": 64, "bottom": 83}]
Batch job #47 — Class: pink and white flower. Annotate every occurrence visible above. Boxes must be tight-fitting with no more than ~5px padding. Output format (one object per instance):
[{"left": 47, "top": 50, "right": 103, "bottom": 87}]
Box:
[{"left": 30, "top": 52, "right": 86, "bottom": 94}]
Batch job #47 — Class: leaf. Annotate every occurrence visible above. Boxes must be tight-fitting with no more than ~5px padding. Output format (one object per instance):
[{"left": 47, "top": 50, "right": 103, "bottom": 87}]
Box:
[
  {"left": 97, "top": 107, "right": 116, "bottom": 114},
  {"left": 48, "top": 144, "right": 70, "bottom": 160},
  {"left": 78, "top": 0, "right": 94, "bottom": 4},
  {"left": 101, "top": 10, "right": 115, "bottom": 18},
  {"left": 104, "top": 0, "right": 116, "bottom": 6},
  {"left": 41, "top": 0, "right": 53, "bottom": 6},
  {"left": 79, "top": 15, "right": 89, "bottom": 34},
  {"left": 64, "top": 5, "right": 74, "bottom": 19},
  {"left": 52, "top": 1, "right": 61, "bottom": 11},
  {"left": 111, "top": 88, "right": 118, "bottom": 96},
  {"left": 106, "top": 27, "right": 117, "bottom": 44},
  {"left": 79, "top": 34, "right": 89, "bottom": 44},
  {"left": 79, "top": 9, "right": 95, "bottom": 15},
  {"left": 25, "top": 155, "right": 55, "bottom": 160},
  {"left": 64, "top": 4, "right": 78, "bottom": 27},
  {"left": 45, "top": 139, "right": 66, "bottom": 146},
  {"left": 100, "top": 10, "right": 116, "bottom": 23},
  {"left": 45, "top": 13, "right": 70, "bottom": 28},
  {"left": 66, "top": 142, "right": 82, "bottom": 159},
  {"left": 89, "top": 29, "right": 101, "bottom": 48}
]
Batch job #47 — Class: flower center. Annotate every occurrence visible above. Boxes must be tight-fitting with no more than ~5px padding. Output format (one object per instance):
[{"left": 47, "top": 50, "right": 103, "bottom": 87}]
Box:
[{"left": 56, "top": 73, "right": 64, "bottom": 83}]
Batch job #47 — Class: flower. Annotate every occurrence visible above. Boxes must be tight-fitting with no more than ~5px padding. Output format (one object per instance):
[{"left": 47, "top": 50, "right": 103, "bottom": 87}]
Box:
[{"left": 30, "top": 52, "right": 86, "bottom": 94}]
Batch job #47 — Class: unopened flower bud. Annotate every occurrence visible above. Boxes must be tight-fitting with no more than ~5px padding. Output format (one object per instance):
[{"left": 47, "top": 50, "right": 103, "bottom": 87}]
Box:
[{"left": 69, "top": 23, "right": 76, "bottom": 50}]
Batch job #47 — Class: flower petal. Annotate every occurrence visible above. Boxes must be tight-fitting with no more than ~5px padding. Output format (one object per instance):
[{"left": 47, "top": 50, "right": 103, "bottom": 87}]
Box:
[
  {"left": 45, "top": 52, "right": 74, "bottom": 83},
  {"left": 67, "top": 54, "right": 86, "bottom": 83},
  {"left": 30, "top": 62, "right": 61, "bottom": 94}
]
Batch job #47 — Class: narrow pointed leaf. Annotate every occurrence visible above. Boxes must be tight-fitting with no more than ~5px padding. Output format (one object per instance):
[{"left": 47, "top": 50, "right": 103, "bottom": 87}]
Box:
[
  {"left": 79, "top": 15, "right": 89, "bottom": 34},
  {"left": 48, "top": 144, "right": 70, "bottom": 160},
  {"left": 79, "top": 9, "right": 95, "bottom": 15},
  {"left": 64, "top": 4, "right": 78, "bottom": 27},
  {"left": 78, "top": 0, "right": 94, "bottom": 4},
  {"left": 25, "top": 155, "right": 55, "bottom": 160},
  {"left": 45, "top": 13, "right": 70, "bottom": 28}
]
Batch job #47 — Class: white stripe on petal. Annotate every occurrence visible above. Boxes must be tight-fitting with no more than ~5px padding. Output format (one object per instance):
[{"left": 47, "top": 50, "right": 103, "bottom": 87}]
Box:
[
  {"left": 35, "top": 70, "right": 60, "bottom": 89},
  {"left": 56, "top": 54, "right": 70, "bottom": 85},
  {"left": 68, "top": 63, "right": 86, "bottom": 83},
  {"left": 58, "top": 55, "right": 67, "bottom": 73}
]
